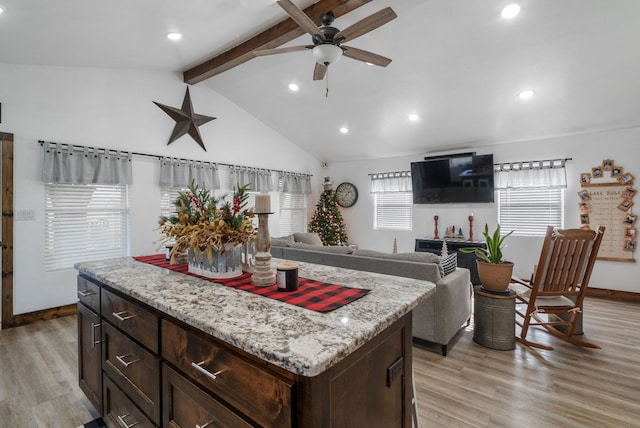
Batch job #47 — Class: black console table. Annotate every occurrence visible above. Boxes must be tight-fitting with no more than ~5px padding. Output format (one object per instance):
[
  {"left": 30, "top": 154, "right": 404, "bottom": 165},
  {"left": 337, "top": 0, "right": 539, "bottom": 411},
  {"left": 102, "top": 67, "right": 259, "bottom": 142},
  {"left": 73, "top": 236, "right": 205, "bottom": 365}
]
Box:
[{"left": 415, "top": 239, "right": 486, "bottom": 285}]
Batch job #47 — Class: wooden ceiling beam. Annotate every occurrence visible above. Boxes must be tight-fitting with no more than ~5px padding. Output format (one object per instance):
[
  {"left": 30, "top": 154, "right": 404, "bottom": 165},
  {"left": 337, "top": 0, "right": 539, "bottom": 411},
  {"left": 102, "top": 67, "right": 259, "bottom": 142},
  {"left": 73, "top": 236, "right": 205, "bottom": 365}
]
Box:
[{"left": 183, "top": 0, "right": 372, "bottom": 85}]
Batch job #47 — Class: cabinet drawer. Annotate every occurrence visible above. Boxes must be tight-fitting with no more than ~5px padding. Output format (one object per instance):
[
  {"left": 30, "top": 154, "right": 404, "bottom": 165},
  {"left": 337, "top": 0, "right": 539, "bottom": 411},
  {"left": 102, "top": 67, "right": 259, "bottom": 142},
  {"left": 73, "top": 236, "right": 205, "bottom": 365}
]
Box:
[
  {"left": 161, "top": 319, "right": 293, "bottom": 428},
  {"left": 163, "top": 363, "right": 252, "bottom": 428},
  {"left": 78, "top": 275, "right": 100, "bottom": 313},
  {"left": 103, "top": 374, "right": 155, "bottom": 428},
  {"left": 102, "top": 322, "right": 161, "bottom": 425},
  {"left": 101, "top": 288, "right": 159, "bottom": 353}
]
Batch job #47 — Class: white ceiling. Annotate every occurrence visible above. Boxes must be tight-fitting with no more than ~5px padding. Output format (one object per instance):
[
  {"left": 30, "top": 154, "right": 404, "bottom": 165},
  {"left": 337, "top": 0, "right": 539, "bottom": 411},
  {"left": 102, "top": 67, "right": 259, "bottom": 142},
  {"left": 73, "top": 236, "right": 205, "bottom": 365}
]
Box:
[{"left": 2, "top": 0, "right": 639, "bottom": 162}]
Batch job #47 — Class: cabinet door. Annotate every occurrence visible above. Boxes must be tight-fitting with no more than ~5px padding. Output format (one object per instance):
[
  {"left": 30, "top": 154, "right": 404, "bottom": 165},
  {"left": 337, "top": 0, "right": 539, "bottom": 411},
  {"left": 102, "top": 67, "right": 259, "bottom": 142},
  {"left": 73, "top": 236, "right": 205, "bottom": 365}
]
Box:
[{"left": 78, "top": 302, "right": 102, "bottom": 414}]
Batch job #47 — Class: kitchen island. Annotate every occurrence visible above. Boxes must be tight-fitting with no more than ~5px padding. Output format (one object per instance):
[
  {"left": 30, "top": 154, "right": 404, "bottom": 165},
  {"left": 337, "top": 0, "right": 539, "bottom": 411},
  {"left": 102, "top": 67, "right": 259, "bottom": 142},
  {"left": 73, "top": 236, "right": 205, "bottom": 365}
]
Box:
[{"left": 76, "top": 256, "right": 435, "bottom": 428}]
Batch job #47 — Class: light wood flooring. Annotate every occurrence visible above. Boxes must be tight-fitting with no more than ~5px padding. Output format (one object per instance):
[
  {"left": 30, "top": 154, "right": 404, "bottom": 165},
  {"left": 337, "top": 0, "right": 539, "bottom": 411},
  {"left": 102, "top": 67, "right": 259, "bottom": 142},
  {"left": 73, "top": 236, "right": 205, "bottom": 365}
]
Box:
[{"left": 0, "top": 297, "right": 638, "bottom": 427}]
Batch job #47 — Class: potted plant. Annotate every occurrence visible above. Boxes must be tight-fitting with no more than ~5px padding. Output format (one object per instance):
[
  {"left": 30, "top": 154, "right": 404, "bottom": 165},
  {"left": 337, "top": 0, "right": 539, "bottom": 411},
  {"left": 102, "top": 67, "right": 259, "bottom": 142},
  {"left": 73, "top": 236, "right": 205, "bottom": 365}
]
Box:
[{"left": 460, "top": 224, "right": 514, "bottom": 292}]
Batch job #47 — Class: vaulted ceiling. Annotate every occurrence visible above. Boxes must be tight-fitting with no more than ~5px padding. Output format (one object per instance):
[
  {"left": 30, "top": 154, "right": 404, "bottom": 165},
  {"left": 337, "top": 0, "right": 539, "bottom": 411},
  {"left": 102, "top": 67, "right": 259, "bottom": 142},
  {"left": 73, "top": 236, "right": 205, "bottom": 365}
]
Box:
[{"left": 2, "top": 0, "right": 639, "bottom": 162}]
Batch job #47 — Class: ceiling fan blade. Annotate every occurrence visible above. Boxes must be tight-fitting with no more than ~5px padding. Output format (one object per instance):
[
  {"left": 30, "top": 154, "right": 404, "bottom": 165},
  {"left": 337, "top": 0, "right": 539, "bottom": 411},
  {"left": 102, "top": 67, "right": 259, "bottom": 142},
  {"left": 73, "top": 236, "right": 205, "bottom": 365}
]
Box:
[
  {"left": 276, "top": 0, "right": 325, "bottom": 41},
  {"left": 335, "top": 7, "right": 397, "bottom": 43},
  {"left": 342, "top": 46, "right": 392, "bottom": 67},
  {"left": 254, "top": 45, "right": 311, "bottom": 56},
  {"left": 313, "top": 62, "right": 327, "bottom": 81}
]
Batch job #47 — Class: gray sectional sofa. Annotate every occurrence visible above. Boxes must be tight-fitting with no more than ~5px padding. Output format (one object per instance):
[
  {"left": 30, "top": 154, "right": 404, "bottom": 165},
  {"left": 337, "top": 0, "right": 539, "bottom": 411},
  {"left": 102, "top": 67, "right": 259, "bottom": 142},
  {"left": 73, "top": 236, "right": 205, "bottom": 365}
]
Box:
[{"left": 270, "top": 233, "right": 472, "bottom": 356}]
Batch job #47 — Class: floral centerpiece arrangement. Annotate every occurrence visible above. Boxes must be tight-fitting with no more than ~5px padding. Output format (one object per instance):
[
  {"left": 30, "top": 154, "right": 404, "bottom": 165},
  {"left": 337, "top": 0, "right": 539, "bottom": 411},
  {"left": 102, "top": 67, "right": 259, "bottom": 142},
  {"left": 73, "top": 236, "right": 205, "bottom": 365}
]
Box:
[{"left": 158, "top": 181, "right": 256, "bottom": 277}]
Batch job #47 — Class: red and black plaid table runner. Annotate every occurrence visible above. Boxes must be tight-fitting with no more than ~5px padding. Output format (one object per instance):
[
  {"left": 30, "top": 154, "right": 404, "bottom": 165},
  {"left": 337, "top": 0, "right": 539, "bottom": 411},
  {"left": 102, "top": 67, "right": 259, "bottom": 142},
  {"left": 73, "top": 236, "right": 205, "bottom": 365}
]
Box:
[{"left": 133, "top": 254, "right": 370, "bottom": 313}]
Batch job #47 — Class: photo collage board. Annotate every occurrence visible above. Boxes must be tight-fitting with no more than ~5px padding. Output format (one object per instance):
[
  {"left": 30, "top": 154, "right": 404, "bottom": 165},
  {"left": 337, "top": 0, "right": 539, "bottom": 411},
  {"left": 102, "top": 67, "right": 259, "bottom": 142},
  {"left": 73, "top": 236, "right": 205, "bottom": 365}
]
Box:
[{"left": 579, "top": 159, "right": 635, "bottom": 261}]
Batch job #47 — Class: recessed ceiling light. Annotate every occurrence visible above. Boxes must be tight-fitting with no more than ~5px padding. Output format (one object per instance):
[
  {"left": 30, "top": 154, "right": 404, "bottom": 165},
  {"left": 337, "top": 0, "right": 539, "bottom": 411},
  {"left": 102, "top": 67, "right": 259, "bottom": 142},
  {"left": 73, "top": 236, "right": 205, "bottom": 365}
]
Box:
[
  {"left": 288, "top": 83, "right": 299, "bottom": 91},
  {"left": 166, "top": 32, "right": 182, "bottom": 41},
  {"left": 0, "top": 6, "right": 5, "bottom": 14},
  {"left": 501, "top": 4, "right": 520, "bottom": 19},
  {"left": 365, "top": 62, "right": 374, "bottom": 66},
  {"left": 519, "top": 89, "right": 535, "bottom": 99},
  {"left": 408, "top": 113, "right": 420, "bottom": 121},
  {"left": 339, "top": 127, "right": 349, "bottom": 134}
]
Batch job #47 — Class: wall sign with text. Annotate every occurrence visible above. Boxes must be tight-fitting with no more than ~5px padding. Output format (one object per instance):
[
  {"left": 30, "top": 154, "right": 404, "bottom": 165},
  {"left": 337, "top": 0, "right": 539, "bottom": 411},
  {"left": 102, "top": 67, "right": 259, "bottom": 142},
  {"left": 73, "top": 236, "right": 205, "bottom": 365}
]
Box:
[{"left": 579, "top": 159, "right": 635, "bottom": 262}]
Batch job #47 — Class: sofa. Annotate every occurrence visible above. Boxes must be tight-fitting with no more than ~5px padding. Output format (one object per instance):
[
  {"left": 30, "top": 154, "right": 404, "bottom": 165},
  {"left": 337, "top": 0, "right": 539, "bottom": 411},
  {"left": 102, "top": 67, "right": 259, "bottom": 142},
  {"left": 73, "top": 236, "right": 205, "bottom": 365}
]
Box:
[{"left": 270, "top": 233, "right": 472, "bottom": 356}]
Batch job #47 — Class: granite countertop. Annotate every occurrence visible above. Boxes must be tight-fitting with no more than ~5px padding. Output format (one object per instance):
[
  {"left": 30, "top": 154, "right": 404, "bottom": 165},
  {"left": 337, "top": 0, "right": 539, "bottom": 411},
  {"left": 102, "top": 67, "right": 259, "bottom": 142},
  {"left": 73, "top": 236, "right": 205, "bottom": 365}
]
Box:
[{"left": 75, "top": 257, "right": 435, "bottom": 377}]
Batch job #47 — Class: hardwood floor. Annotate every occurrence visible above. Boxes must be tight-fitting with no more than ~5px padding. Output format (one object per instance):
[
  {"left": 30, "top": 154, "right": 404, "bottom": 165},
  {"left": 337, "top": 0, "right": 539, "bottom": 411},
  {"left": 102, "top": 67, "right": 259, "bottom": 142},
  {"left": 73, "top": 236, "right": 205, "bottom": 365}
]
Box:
[
  {"left": 1, "top": 297, "right": 638, "bottom": 427},
  {"left": 0, "top": 315, "right": 99, "bottom": 427},
  {"left": 413, "top": 297, "right": 640, "bottom": 428}
]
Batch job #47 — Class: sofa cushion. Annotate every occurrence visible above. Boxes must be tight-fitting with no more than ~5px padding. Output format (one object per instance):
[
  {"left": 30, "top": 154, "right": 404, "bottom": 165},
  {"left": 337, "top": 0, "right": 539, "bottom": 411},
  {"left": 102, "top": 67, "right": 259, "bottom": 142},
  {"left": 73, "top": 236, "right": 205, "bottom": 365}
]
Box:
[
  {"left": 352, "top": 249, "right": 441, "bottom": 264},
  {"left": 293, "top": 232, "right": 323, "bottom": 246},
  {"left": 440, "top": 253, "right": 458, "bottom": 276},
  {"left": 271, "top": 235, "right": 295, "bottom": 247},
  {"left": 290, "top": 242, "right": 353, "bottom": 254}
]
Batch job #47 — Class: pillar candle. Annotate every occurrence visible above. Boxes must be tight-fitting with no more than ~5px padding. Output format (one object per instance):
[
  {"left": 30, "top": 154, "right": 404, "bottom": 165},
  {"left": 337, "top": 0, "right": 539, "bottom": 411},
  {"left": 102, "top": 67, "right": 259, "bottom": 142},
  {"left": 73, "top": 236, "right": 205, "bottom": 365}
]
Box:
[{"left": 256, "top": 193, "right": 270, "bottom": 213}]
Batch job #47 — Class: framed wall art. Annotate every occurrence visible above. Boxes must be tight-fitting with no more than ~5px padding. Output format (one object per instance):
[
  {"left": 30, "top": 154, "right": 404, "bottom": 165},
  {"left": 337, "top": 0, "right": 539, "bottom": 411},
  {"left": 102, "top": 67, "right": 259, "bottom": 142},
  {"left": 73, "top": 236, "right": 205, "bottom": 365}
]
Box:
[{"left": 580, "top": 159, "right": 635, "bottom": 262}]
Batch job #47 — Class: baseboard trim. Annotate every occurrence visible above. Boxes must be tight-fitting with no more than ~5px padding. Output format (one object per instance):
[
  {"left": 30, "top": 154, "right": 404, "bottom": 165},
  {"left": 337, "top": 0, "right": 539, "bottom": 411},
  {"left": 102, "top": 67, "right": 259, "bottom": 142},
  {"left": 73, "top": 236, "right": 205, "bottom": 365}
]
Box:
[
  {"left": 11, "top": 303, "right": 77, "bottom": 327},
  {"left": 587, "top": 288, "right": 640, "bottom": 303}
]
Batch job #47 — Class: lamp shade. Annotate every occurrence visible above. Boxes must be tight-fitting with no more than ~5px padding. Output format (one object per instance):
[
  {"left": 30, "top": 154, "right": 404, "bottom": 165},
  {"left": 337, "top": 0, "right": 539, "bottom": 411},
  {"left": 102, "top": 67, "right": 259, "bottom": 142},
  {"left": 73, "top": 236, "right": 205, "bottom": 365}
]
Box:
[{"left": 312, "top": 44, "right": 342, "bottom": 65}]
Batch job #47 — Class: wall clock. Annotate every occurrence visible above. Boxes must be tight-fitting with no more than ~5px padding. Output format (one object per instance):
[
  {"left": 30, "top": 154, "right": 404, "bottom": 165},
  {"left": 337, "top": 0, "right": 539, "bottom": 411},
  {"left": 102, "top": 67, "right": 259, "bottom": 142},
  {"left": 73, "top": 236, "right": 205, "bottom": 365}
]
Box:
[{"left": 335, "top": 182, "right": 358, "bottom": 208}]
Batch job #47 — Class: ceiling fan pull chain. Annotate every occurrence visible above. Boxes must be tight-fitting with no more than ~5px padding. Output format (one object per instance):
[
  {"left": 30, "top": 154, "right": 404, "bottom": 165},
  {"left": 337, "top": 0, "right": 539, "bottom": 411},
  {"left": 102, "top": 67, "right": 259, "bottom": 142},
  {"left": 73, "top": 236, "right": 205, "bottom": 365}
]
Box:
[{"left": 326, "top": 67, "right": 329, "bottom": 98}]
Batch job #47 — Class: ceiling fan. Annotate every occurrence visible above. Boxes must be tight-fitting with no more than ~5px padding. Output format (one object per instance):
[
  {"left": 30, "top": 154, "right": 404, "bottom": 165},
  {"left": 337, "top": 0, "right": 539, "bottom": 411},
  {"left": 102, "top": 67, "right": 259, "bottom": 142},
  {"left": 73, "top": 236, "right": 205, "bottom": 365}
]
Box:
[{"left": 254, "top": 0, "right": 397, "bottom": 81}]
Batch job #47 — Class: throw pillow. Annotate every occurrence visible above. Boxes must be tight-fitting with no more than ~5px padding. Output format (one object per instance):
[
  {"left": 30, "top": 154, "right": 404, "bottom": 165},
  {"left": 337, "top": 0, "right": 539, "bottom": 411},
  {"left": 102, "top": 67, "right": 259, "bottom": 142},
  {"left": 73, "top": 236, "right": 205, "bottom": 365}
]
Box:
[
  {"left": 270, "top": 235, "right": 294, "bottom": 247},
  {"left": 293, "top": 232, "right": 323, "bottom": 246},
  {"left": 440, "top": 253, "right": 458, "bottom": 276}
]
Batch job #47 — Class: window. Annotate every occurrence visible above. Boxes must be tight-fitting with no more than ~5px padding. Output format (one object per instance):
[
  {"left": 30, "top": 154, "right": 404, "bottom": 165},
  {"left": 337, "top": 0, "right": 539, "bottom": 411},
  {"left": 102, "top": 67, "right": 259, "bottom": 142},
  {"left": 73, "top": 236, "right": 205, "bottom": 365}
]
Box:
[
  {"left": 498, "top": 188, "right": 564, "bottom": 236},
  {"left": 374, "top": 192, "right": 413, "bottom": 230},
  {"left": 160, "top": 187, "right": 185, "bottom": 218},
  {"left": 44, "top": 183, "right": 129, "bottom": 271},
  {"left": 280, "top": 193, "right": 307, "bottom": 235},
  {"left": 495, "top": 159, "right": 567, "bottom": 237}
]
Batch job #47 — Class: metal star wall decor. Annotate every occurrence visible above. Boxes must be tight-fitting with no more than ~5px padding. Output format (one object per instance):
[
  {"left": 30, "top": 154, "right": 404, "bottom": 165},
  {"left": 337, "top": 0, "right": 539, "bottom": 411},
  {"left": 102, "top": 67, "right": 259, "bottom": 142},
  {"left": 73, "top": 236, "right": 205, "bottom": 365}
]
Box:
[{"left": 153, "top": 87, "right": 216, "bottom": 151}]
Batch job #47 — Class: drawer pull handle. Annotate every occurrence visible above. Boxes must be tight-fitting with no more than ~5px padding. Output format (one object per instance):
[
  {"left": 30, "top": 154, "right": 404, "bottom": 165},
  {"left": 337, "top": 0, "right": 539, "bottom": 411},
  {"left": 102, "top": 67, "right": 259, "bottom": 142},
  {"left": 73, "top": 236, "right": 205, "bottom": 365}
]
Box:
[
  {"left": 112, "top": 311, "right": 136, "bottom": 322},
  {"left": 78, "top": 289, "right": 96, "bottom": 297},
  {"left": 117, "top": 413, "right": 139, "bottom": 428},
  {"left": 91, "top": 322, "right": 102, "bottom": 347},
  {"left": 116, "top": 353, "right": 140, "bottom": 367},
  {"left": 191, "top": 361, "right": 223, "bottom": 381},
  {"left": 196, "top": 421, "right": 215, "bottom": 428}
]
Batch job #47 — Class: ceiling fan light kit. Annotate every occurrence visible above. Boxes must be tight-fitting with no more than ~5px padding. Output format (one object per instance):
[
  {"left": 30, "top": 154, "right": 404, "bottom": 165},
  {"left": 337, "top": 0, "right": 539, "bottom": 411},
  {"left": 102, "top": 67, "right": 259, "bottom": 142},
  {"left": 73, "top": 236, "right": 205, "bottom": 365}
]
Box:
[
  {"left": 312, "top": 44, "right": 342, "bottom": 65},
  {"left": 253, "top": 0, "right": 397, "bottom": 81}
]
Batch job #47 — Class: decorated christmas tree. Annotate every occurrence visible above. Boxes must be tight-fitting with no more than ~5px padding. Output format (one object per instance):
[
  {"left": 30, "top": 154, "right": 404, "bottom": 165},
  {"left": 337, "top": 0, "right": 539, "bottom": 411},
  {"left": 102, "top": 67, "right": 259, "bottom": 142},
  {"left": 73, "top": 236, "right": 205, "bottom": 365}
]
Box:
[{"left": 309, "top": 178, "right": 349, "bottom": 246}]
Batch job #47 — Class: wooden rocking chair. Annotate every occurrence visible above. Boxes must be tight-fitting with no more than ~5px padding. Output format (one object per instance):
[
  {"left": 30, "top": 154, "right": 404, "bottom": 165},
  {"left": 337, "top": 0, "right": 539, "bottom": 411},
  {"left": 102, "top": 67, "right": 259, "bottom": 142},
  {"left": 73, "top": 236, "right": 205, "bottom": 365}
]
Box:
[{"left": 512, "top": 225, "right": 605, "bottom": 350}]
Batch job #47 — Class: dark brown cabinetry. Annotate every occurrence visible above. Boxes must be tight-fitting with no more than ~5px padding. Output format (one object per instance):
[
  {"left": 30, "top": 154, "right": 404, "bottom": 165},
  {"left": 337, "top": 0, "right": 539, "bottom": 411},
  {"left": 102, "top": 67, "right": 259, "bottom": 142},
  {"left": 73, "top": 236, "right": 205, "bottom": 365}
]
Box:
[
  {"left": 77, "top": 301, "right": 102, "bottom": 414},
  {"left": 78, "top": 273, "right": 414, "bottom": 427},
  {"left": 415, "top": 238, "right": 486, "bottom": 285}
]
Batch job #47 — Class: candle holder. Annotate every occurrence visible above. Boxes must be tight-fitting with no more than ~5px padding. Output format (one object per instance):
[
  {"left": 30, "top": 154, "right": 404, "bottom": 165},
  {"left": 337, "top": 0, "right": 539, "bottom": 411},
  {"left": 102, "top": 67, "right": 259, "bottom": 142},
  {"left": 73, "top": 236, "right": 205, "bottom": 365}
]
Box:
[
  {"left": 468, "top": 215, "right": 474, "bottom": 241},
  {"left": 433, "top": 215, "right": 439, "bottom": 240},
  {"left": 251, "top": 212, "right": 276, "bottom": 286}
]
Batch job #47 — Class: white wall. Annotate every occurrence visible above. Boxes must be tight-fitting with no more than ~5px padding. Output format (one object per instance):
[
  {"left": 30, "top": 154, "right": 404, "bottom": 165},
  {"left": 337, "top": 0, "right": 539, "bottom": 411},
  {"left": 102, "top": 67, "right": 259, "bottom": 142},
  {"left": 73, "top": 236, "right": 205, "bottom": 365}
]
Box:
[
  {"left": 325, "top": 127, "right": 640, "bottom": 292},
  {"left": 0, "top": 63, "right": 322, "bottom": 315}
]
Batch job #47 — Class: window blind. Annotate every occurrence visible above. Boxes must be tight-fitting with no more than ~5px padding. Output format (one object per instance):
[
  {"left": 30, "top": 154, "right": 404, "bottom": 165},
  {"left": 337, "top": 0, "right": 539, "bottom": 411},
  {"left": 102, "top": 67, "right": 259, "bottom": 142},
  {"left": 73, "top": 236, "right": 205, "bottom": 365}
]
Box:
[
  {"left": 279, "top": 193, "right": 307, "bottom": 235},
  {"left": 498, "top": 188, "right": 564, "bottom": 237},
  {"left": 44, "top": 183, "right": 129, "bottom": 271},
  {"left": 374, "top": 192, "right": 413, "bottom": 230}
]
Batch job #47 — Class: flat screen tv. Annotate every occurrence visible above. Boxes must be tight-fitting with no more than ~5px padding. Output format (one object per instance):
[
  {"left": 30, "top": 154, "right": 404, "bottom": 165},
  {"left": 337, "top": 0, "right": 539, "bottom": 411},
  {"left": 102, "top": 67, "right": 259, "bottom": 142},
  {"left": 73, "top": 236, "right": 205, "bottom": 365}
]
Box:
[{"left": 411, "top": 154, "right": 495, "bottom": 204}]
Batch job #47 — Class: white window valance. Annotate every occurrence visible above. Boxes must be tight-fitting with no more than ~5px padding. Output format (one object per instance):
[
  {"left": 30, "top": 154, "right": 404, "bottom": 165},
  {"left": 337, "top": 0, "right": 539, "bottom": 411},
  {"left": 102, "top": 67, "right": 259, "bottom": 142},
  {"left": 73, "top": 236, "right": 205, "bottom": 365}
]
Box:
[
  {"left": 370, "top": 171, "right": 412, "bottom": 193},
  {"left": 42, "top": 142, "right": 132, "bottom": 185},
  {"left": 159, "top": 157, "right": 220, "bottom": 189},
  {"left": 494, "top": 159, "right": 567, "bottom": 189},
  {"left": 279, "top": 172, "right": 312, "bottom": 195},
  {"left": 231, "top": 166, "right": 275, "bottom": 192}
]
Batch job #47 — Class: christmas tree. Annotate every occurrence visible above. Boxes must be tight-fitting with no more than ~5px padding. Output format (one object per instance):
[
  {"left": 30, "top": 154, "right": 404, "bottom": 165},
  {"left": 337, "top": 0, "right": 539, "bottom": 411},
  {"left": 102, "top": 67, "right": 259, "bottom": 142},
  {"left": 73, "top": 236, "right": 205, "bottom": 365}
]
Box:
[{"left": 309, "top": 178, "right": 349, "bottom": 246}]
